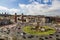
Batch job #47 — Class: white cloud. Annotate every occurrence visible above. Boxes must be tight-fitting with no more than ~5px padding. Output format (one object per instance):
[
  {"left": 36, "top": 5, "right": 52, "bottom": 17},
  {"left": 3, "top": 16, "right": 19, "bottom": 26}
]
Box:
[
  {"left": 19, "top": 0, "right": 60, "bottom": 15},
  {"left": 29, "top": 0, "right": 35, "bottom": 2},
  {"left": 51, "top": 0, "right": 60, "bottom": 9},
  {"left": 0, "top": 6, "right": 9, "bottom": 11},
  {"left": 19, "top": 1, "right": 50, "bottom": 15},
  {"left": 0, "top": 6, "right": 20, "bottom": 15},
  {"left": 0, "top": 0, "right": 60, "bottom": 16},
  {"left": 9, "top": 8, "right": 20, "bottom": 14},
  {"left": 43, "top": 0, "right": 49, "bottom": 3}
]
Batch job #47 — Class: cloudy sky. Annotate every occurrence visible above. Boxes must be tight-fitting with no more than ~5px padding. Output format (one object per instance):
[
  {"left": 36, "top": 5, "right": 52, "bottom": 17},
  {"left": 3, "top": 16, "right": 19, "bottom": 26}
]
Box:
[{"left": 0, "top": 0, "right": 60, "bottom": 16}]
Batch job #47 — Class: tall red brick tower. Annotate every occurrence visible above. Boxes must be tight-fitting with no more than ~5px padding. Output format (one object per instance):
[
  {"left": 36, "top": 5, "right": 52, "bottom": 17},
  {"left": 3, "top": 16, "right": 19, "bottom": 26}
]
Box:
[{"left": 15, "top": 13, "right": 17, "bottom": 23}]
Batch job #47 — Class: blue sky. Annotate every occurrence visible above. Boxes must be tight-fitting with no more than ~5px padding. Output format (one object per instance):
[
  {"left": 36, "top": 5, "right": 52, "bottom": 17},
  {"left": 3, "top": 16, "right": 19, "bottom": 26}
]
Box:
[
  {"left": 0, "top": 0, "right": 60, "bottom": 16},
  {"left": 0, "top": 0, "right": 52, "bottom": 8}
]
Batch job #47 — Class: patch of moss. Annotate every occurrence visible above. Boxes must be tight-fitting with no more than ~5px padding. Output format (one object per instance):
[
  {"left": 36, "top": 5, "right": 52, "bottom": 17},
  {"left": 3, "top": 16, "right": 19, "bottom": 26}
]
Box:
[{"left": 23, "top": 26, "right": 56, "bottom": 36}]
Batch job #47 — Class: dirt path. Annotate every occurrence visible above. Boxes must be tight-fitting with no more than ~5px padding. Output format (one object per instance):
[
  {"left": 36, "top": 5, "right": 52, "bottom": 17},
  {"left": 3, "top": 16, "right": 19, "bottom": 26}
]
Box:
[{"left": 0, "top": 23, "right": 17, "bottom": 29}]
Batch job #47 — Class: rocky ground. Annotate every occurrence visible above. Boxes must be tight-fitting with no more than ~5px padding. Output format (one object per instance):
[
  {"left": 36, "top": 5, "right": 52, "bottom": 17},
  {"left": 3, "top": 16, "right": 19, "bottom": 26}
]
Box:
[{"left": 0, "top": 23, "right": 60, "bottom": 40}]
